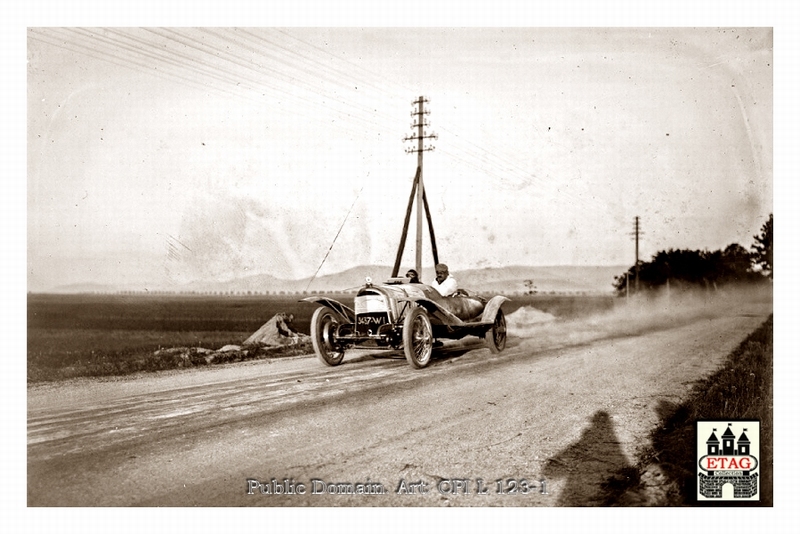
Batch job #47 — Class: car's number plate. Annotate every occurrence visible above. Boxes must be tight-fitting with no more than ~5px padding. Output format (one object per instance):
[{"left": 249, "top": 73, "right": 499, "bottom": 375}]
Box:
[{"left": 356, "top": 313, "right": 388, "bottom": 335}]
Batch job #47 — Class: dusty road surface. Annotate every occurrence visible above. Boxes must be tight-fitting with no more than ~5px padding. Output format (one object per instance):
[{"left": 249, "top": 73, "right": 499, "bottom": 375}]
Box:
[{"left": 28, "top": 291, "right": 772, "bottom": 506}]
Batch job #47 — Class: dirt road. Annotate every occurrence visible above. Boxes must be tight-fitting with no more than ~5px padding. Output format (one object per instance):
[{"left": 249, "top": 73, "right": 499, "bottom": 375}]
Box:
[{"left": 27, "top": 292, "right": 771, "bottom": 506}]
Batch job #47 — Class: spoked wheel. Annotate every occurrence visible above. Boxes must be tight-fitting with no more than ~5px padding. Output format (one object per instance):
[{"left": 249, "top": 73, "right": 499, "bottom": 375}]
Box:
[
  {"left": 310, "top": 307, "right": 345, "bottom": 366},
  {"left": 484, "top": 308, "right": 507, "bottom": 354},
  {"left": 403, "top": 306, "right": 434, "bottom": 369}
]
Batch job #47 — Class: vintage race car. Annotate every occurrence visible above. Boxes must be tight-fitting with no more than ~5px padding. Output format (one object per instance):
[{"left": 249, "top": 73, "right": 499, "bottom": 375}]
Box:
[{"left": 302, "top": 276, "right": 508, "bottom": 369}]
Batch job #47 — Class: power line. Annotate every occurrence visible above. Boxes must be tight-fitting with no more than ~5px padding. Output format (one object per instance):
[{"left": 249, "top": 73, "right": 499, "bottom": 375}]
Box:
[
  {"left": 32, "top": 27, "right": 626, "bottom": 230},
  {"left": 305, "top": 186, "right": 364, "bottom": 292},
  {"left": 32, "top": 28, "right": 399, "bottom": 146}
]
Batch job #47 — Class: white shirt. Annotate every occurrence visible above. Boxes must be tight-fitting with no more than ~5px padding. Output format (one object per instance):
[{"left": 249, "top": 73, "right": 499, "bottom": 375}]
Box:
[{"left": 431, "top": 275, "right": 458, "bottom": 297}]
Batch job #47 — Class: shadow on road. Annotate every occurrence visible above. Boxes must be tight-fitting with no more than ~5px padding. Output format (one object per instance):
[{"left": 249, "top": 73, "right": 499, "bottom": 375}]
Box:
[
  {"left": 604, "top": 316, "right": 772, "bottom": 506},
  {"left": 542, "top": 410, "right": 636, "bottom": 506},
  {"left": 347, "top": 339, "right": 490, "bottom": 365}
]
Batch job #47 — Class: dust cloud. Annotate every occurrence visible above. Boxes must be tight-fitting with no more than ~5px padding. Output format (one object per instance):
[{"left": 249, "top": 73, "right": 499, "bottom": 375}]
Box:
[{"left": 506, "top": 285, "right": 772, "bottom": 351}]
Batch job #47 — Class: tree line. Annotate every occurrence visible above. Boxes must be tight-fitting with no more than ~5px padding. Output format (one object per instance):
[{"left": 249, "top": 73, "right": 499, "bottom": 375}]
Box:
[{"left": 614, "top": 214, "right": 772, "bottom": 295}]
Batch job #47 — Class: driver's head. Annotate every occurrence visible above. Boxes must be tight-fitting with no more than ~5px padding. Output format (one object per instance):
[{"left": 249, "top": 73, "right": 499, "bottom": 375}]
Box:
[{"left": 435, "top": 263, "right": 449, "bottom": 283}]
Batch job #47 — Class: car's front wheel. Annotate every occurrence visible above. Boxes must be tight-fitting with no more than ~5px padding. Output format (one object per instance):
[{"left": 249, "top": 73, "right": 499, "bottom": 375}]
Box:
[
  {"left": 484, "top": 308, "right": 507, "bottom": 353},
  {"left": 310, "top": 307, "right": 345, "bottom": 366},
  {"left": 403, "top": 306, "right": 433, "bottom": 368}
]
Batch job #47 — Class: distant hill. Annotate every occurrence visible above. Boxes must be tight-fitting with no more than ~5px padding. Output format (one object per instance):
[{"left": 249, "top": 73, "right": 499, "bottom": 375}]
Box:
[
  {"left": 298, "top": 265, "right": 624, "bottom": 295},
  {"left": 44, "top": 264, "right": 624, "bottom": 295},
  {"left": 457, "top": 265, "right": 625, "bottom": 294}
]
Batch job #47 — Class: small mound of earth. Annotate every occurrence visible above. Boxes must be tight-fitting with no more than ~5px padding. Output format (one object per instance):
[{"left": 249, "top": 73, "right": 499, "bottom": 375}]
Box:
[{"left": 505, "top": 306, "right": 557, "bottom": 330}]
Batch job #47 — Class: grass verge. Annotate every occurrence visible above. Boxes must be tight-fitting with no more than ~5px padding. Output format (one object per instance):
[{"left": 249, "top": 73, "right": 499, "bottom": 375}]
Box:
[{"left": 606, "top": 315, "right": 773, "bottom": 506}]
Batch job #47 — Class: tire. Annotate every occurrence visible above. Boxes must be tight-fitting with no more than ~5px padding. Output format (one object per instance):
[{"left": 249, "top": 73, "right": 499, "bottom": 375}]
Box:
[
  {"left": 484, "top": 308, "right": 507, "bottom": 354},
  {"left": 310, "top": 307, "right": 345, "bottom": 366},
  {"left": 403, "top": 306, "right": 434, "bottom": 368}
]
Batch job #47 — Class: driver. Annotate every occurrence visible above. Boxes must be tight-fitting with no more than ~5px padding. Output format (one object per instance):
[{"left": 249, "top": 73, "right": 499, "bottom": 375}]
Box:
[{"left": 431, "top": 263, "right": 458, "bottom": 297}]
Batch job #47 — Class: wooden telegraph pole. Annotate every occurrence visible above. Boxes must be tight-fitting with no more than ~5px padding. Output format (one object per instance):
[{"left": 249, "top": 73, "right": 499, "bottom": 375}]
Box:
[
  {"left": 392, "top": 97, "right": 438, "bottom": 278},
  {"left": 631, "top": 216, "right": 643, "bottom": 293},
  {"left": 414, "top": 97, "right": 426, "bottom": 275}
]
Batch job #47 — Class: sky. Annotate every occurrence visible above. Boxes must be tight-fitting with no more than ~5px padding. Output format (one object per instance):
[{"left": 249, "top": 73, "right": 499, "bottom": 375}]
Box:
[{"left": 26, "top": 22, "right": 774, "bottom": 292}]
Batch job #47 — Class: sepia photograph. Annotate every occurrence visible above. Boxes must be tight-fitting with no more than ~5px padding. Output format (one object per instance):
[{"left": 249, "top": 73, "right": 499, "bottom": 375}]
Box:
[{"left": 8, "top": 0, "right": 798, "bottom": 531}]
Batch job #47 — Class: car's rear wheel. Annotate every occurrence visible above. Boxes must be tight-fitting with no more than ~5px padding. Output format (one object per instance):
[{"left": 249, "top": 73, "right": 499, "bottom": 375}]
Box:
[
  {"left": 403, "top": 306, "right": 433, "bottom": 368},
  {"left": 311, "top": 307, "right": 345, "bottom": 366},
  {"left": 484, "top": 308, "right": 507, "bottom": 353}
]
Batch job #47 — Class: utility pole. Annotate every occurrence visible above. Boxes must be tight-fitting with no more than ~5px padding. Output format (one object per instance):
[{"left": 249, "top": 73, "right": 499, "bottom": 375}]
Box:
[
  {"left": 626, "top": 272, "right": 630, "bottom": 301},
  {"left": 630, "top": 216, "right": 644, "bottom": 293},
  {"left": 394, "top": 96, "right": 437, "bottom": 277}
]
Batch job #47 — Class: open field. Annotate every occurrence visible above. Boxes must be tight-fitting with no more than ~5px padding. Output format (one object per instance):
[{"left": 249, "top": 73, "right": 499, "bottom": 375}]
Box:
[
  {"left": 28, "top": 293, "right": 616, "bottom": 382},
  {"left": 27, "top": 294, "right": 330, "bottom": 382}
]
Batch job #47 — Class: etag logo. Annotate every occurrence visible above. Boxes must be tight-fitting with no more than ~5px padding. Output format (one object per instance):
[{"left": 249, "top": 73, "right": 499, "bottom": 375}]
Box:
[{"left": 697, "top": 421, "right": 760, "bottom": 501}]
